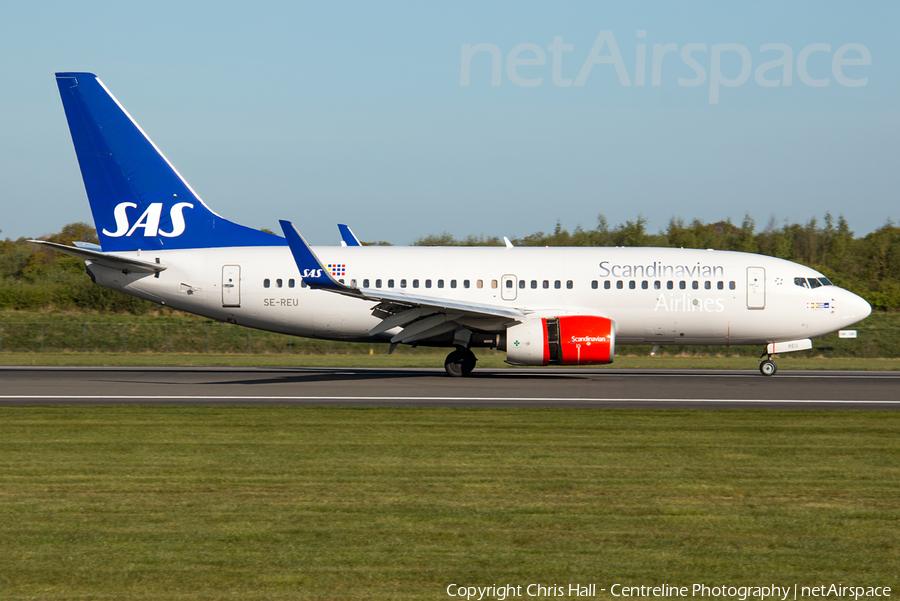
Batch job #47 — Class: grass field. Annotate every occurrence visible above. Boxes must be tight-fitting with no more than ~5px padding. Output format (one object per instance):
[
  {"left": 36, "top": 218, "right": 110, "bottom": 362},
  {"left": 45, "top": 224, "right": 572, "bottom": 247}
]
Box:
[
  {"left": 1, "top": 308, "right": 898, "bottom": 360},
  {"left": 1, "top": 407, "right": 898, "bottom": 600}
]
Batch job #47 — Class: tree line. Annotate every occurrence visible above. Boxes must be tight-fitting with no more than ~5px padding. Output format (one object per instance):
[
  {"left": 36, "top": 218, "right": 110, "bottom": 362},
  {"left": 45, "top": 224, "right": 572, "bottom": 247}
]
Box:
[
  {"left": 1, "top": 214, "right": 898, "bottom": 312},
  {"left": 412, "top": 214, "right": 900, "bottom": 311}
]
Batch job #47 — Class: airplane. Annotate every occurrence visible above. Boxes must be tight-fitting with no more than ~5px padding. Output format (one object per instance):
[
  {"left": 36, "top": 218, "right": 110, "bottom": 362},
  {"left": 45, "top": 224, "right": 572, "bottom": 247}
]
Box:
[{"left": 38, "top": 72, "right": 872, "bottom": 377}]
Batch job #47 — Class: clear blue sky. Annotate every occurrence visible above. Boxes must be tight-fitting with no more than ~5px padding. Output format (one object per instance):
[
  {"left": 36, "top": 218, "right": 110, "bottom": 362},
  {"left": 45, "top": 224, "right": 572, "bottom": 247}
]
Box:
[{"left": 1, "top": 1, "right": 897, "bottom": 245}]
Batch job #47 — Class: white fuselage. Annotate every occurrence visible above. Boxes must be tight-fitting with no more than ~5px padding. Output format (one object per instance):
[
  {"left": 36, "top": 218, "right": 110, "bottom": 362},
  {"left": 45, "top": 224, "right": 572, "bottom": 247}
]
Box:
[{"left": 86, "top": 245, "right": 870, "bottom": 348}]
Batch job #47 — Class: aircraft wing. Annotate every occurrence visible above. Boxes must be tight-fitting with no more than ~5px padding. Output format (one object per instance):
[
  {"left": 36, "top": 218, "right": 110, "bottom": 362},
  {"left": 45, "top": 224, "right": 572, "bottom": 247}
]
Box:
[
  {"left": 280, "top": 220, "right": 525, "bottom": 343},
  {"left": 29, "top": 240, "right": 167, "bottom": 274}
]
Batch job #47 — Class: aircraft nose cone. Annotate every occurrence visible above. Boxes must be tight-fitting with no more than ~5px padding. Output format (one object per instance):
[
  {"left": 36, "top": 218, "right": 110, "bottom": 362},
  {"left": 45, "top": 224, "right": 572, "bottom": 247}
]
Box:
[{"left": 841, "top": 290, "right": 871, "bottom": 327}]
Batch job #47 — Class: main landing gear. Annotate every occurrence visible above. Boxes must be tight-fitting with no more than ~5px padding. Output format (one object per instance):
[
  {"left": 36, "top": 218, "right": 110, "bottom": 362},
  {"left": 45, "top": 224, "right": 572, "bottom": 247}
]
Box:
[
  {"left": 445, "top": 348, "right": 477, "bottom": 377},
  {"left": 759, "top": 351, "right": 777, "bottom": 376}
]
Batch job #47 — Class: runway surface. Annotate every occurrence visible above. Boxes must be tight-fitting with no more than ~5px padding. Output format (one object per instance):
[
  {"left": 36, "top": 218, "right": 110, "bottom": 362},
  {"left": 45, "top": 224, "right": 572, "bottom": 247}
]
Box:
[{"left": 0, "top": 366, "right": 897, "bottom": 408}]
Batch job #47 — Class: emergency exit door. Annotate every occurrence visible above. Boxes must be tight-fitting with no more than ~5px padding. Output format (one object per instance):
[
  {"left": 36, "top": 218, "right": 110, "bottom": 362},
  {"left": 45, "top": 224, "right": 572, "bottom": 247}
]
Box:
[
  {"left": 222, "top": 265, "right": 241, "bottom": 307},
  {"left": 747, "top": 267, "right": 765, "bottom": 309}
]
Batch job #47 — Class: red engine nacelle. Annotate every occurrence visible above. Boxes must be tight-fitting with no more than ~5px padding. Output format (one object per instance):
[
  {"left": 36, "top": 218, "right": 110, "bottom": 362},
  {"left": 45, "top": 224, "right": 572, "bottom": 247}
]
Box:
[{"left": 505, "top": 316, "right": 616, "bottom": 366}]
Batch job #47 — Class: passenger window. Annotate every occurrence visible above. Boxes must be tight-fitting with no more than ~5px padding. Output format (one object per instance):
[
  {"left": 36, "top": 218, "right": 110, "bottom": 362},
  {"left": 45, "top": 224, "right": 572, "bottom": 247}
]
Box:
[
  {"left": 375, "top": 279, "right": 382, "bottom": 288},
  {"left": 464, "top": 280, "right": 470, "bottom": 289},
  {"left": 264, "top": 279, "right": 270, "bottom": 288},
  {"left": 388, "top": 279, "right": 395, "bottom": 288},
  {"left": 451, "top": 280, "right": 457, "bottom": 288},
  {"left": 301, "top": 280, "right": 308, "bottom": 288},
  {"left": 437, "top": 279, "right": 444, "bottom": 288},
  {"left": 629, "top": 281, "right": 635, "bottom": 290},
  {"left": 642, "top": 281, "right": 648, "bottom": 290},
  {"left": 717, "top": 281, "right": 724, "bottom": 290},
  {"left": 604, "top": 281, "right": 611, "bottom": 290},
  {"left": 276, "top": 279, "right": 283, "bottom": 288},
  {"left": 425, "top": 279, "right": 432, "bottom": 288},
  {"left": 616, "top": 281, "right": 623, "bottom": 290},
  {"left": 477, "top": 280, "right": 483, "bottom": 289},
  {"left": 704, "top": 281, "right": 711, "bottom": 290},
  {"left": 289, "top": 279, "right": 295, "bottom": 288},
  {"left": 591, "top": 281, "right": 598, "bottom": 290},
  {"left": 401, "top": 279, "right": 407, "bottom": 288},
  {"left": 554, "top": 280, "right": 561, "bottom": 289},
  {"left": 567, "top": 280, "right": 573, "bottom": 289},
  {"left": 654, "top": 281, "right": 661, "bottom": 290},
  {"left": 518, "top": 280, "right": 525, "bottom": 289},
  {"left": 692, "top": 281, "right": 699, "bottom": 290},
  {"left": 667, "top": 281, "right": 674, "bottom": 290},
  {"left": 491, "top": 280, "right": 498, "bottom": 289},
  {"left": 351, "top": 279, "right": 358, "bottom": 287},
  {"left": 543, "top": 280, "right": 549, "bottom": 289},
  {"left": 531, "top": 280, "right": 538, "bottom": 289},
  {"left": 729, "top": 281, "right": 736, "bottom": 290},
  {"left": 413, "top": 279, "right": 419, "bottom": 288},
  {"left": 339, "top": 279, "right": 345, "bottom": 284},
  {"left": 505, "top": 280, "right": 513, "bottom": 288},
  {"left": 679, "top": 281, "right": 686, "bottom": 290},
  {"left": 363, "top": 279, "right": 370, "bottom": 288}
]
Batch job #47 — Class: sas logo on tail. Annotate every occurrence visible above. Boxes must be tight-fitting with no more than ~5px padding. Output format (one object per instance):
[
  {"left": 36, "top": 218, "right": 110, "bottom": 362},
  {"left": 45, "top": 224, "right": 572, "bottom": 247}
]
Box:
[{"left": 103, "top": 202, "right": 194, "bottom": 238}]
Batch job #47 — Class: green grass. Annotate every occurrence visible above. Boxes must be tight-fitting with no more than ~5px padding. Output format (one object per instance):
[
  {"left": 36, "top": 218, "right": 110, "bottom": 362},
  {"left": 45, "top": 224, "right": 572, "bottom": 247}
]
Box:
[
  {"left": 1, "top": 308, "right": 898, "bottom": 359},
  {"left": 1, "top": 351, "right": 899, "bottom": 370},
  {"left": 0, "top": 407, "right": 898, "bottom": 600}
]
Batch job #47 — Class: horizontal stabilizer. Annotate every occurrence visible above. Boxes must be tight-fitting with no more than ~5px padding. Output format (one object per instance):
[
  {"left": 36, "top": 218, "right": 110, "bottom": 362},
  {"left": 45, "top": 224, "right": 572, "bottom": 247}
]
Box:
[{"left": 30, "top": 240, "right": 166, "bottom": 274}]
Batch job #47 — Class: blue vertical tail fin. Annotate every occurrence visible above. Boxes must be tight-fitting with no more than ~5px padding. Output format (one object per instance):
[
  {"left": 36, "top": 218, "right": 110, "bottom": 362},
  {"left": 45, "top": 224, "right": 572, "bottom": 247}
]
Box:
[{"left": 55, "top": 72, "right": 284, "bottom": 251}]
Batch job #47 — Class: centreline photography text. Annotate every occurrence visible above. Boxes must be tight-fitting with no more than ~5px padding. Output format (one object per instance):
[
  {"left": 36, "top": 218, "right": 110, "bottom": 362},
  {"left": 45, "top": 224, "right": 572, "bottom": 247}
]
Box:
[{"left": 446, "top": 583, "right": 892, "bottom": 600}]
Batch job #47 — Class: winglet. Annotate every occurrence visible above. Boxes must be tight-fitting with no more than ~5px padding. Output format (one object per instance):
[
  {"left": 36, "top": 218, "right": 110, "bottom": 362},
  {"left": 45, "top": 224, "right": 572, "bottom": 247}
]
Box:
[
  {"left": 279, "top": 220, "right": 358, "bottom": 293},
  {"left": 338, "top": 224, "right": 361, "bottom": 247}
]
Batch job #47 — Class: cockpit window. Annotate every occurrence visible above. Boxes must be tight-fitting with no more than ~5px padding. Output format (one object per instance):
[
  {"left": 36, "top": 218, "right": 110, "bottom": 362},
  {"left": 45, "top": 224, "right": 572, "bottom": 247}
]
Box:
[
  {"left": 818, "top": 277, "right": 833, "bottom": 286},
  {"left": 794, "top": 277, "right": 808, "bottom": 288},
  {"left": 808, "top": 278, "right": 822, "bottom": 289}
]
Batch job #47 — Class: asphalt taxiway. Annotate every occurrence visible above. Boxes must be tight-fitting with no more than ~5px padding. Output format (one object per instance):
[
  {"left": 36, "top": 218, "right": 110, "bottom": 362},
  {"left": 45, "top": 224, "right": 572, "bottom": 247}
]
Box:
[{"left": 0, "top": 366, "right": 897, "bottom": 409}]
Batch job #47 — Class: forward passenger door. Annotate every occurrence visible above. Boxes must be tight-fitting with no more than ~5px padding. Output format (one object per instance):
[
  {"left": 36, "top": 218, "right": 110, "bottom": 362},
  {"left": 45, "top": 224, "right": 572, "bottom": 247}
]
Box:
[{"left": 747, "top": 267, "right": 765, "bottom": 310}]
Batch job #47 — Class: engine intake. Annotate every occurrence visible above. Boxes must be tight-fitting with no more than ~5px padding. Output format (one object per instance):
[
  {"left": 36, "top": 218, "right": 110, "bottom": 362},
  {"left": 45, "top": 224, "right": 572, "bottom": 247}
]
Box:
[{"left": 505, "top": 316, "right": 615, "bottom": 366}]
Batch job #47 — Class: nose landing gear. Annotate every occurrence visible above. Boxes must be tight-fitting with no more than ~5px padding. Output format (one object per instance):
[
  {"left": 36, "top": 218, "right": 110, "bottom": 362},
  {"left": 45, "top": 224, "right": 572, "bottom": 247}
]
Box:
[
  {"left": 445, "top": 348, "right": 477, "bottom": 377},
  {"left": 759, "top": 351, "right": 777, "bottom": 376}
]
